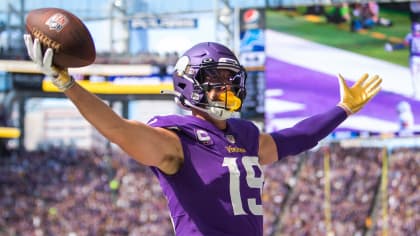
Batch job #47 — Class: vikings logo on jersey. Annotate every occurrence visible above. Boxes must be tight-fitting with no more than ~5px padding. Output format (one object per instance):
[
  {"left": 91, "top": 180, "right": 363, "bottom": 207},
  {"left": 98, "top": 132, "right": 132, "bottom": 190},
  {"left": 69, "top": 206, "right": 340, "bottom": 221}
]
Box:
[{"left": 225, "top": 145, "right": 246, "bottom": 153}]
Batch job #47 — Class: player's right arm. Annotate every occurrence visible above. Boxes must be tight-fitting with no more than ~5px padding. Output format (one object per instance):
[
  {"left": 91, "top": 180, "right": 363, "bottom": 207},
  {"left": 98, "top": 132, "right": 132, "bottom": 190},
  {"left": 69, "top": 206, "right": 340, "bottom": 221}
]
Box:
[
  {"left": 24, "top": 35, "right": 183, "bottom": 175},
  {"left": 65, "top": 83, "right": 183, "bottom": 174}
]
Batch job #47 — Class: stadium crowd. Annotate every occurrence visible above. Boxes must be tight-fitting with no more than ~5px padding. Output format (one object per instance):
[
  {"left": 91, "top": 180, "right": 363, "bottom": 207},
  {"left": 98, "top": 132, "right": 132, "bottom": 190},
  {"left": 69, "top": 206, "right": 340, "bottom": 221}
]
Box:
[
  {"left": 276, "top": 146, "right": 383, "bottom": 235},
  {"left": 0, "top": 144, "right": 418, "bottom": 235},
  {"left": 373, "top": 147, "right": 419, "bottom": 236}
]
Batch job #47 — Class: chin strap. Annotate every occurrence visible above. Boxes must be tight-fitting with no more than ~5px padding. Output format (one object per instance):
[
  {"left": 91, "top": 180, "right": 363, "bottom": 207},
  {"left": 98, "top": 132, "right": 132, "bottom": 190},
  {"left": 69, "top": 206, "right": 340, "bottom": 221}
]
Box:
[{"left": 161, "top": 90, "right": 235, "bottom": 120}]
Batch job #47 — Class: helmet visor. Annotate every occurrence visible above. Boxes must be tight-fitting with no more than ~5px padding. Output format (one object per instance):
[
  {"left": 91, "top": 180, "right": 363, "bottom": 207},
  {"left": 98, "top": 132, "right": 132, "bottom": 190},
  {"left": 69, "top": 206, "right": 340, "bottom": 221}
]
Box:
[
  {"left": 198, "top": 67, "right": 247, "bottom": 112},
  {"left": 199, "top": 66, "right": 246, "bottom": 94}
]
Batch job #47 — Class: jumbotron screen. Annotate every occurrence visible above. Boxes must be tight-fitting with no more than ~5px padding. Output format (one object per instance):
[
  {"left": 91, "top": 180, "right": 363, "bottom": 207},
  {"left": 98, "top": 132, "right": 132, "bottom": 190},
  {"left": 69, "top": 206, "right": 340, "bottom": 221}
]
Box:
[{"left": 263, "top": 6, "right": 420, "bottom": 137}]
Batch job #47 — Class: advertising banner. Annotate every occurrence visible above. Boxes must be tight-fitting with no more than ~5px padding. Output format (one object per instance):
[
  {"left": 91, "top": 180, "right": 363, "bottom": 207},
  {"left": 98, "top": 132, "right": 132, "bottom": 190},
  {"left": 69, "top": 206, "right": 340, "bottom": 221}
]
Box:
[{"left": 239, "top": 8, "right": 266, "bottom": 120}]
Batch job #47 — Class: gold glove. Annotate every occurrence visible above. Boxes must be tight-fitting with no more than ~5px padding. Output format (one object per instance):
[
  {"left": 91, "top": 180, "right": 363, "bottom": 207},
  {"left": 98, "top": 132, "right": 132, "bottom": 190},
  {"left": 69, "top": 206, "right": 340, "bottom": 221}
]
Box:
[{"left": 337, "top": 73, "right": 382, "bottom": 115}]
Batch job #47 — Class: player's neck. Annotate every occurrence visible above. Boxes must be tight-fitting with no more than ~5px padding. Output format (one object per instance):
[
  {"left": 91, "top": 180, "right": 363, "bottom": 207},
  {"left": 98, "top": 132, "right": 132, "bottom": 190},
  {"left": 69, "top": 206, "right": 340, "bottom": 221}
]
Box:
[{"left": 192, "top": 110, "right": 227, "bottom": 130}]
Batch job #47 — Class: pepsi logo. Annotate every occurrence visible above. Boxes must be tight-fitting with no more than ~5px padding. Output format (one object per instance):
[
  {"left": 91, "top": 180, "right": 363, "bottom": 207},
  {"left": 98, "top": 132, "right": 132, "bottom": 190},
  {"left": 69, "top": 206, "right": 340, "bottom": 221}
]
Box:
[{"left": 243, "top": 9, "right": 260, "bottom": 24}]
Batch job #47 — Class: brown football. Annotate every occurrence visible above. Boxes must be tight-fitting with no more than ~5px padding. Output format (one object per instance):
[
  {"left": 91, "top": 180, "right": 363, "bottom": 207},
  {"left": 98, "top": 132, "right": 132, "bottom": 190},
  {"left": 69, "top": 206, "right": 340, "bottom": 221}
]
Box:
[{"left": 25, "top": 8, "right": 96, "bottom": 68}]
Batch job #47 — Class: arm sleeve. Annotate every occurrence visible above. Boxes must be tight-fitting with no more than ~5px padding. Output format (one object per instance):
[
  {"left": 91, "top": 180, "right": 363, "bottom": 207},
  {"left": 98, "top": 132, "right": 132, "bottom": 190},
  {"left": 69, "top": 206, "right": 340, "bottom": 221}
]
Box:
[{"left": 270, "top": 106, "right": 347, "bottom": 160}]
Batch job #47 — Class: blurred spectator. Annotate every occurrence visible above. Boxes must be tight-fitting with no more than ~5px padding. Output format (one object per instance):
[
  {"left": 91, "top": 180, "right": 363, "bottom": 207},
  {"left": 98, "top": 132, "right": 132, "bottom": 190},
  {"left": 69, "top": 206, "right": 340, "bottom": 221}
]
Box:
[
  {"left": 351, "top": 2, "right": 392, "bottom": 32},
  {"left": 325, "top": 3, "right": 351, "bottom": 24},
  {"left": 361, "top": 2, "right": 380, "bottom": 29},
  {"left": 351, "top": 3, "right": 364, "bottom": 32}
]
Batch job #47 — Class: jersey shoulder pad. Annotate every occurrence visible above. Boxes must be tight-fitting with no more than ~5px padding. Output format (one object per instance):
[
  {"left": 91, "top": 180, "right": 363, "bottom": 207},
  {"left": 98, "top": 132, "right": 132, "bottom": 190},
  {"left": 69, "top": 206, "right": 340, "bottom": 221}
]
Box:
[
  {"left": 147, "top": 114, "right": 180, "bottom": 129},
  {"left": 228, "top": 118, "right": 260, "bottom": 135},
  {"left": 147, "top": 114, "right": 199, "bottom": 130}
]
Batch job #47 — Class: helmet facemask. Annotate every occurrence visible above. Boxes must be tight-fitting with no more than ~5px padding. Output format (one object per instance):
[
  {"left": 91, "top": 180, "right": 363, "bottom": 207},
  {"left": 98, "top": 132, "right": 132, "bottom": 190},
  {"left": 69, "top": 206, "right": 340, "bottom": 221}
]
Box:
[{"left": 197, "top": 64, "right": 247, "bottom": 119}]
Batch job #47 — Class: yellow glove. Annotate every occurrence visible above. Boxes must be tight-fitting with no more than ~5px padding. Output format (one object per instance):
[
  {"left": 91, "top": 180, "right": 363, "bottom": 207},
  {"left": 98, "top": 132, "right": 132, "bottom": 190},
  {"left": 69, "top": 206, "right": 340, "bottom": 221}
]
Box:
[
  {"left": 337, "top": 73, "right": 382, "bottom": 115},
  {"left": 24, "top": 34, "right": 75, "bottom": 91}
]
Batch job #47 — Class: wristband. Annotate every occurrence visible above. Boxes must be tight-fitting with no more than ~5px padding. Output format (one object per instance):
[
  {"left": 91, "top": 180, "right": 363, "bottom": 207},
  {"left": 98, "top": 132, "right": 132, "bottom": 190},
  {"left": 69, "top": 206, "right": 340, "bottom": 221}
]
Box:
[
  {"left": 337, "top": 103, "right": 352, "bottom": 116},
  {"left": 52, "top": 70, "right": 75, "bottom": 91}
]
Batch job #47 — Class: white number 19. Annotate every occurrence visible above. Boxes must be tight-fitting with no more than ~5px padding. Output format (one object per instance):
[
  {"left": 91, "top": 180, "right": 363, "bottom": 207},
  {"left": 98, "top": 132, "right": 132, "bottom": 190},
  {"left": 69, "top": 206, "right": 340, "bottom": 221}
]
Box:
[{"left": 222, "top": 156, "right": 263, "bottom": 216}]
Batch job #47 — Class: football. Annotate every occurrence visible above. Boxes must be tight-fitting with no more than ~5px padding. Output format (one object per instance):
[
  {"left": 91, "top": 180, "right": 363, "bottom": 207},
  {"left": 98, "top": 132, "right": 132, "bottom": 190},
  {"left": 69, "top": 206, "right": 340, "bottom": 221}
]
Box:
[{"left": 25, "top": 8, "right": 96, "bottom": 68}]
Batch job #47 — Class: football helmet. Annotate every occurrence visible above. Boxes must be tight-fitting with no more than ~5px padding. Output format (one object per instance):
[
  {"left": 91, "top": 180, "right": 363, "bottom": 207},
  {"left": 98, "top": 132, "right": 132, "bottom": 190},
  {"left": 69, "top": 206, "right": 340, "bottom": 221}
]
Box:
[{"left": 164, "top": 42, "right": 247, "bottom": 120}]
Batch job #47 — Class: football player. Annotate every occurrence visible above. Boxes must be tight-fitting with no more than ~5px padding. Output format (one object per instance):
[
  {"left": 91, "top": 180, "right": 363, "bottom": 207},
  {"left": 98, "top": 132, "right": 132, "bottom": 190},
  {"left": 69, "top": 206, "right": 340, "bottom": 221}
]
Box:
[{"left": 24, "top": 35, "right": 382, "bottom": 236}]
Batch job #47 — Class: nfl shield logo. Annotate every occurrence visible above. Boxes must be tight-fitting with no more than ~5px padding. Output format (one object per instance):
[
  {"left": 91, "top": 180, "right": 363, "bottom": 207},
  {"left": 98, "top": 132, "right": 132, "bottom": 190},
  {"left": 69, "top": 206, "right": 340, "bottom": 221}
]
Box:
[
  {"left": 45, "top": 13, "right": 69, "bottom": 32},
  {"left": 225, "top": 135, "right": 235, "bottom": 144}
]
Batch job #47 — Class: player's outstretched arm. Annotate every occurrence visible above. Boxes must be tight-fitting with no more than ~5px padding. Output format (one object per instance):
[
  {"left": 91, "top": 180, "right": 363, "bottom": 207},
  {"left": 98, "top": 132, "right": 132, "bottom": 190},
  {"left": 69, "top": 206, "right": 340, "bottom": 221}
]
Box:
[
  {"left": 258, "top": 73, "right": 382, "bottom": 165},
  {"left": 63, "top": 83, "right": 183, "bottom": 174},
  {"left": 24, "top": 35, "right": 183, "bottom": 174}
]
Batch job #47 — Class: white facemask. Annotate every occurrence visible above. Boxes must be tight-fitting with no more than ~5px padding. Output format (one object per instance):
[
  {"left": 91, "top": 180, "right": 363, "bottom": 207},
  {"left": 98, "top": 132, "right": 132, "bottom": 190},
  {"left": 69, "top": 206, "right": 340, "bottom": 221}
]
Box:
[{"left": 207, "top": 101, "right": 236, "bottom": 120}]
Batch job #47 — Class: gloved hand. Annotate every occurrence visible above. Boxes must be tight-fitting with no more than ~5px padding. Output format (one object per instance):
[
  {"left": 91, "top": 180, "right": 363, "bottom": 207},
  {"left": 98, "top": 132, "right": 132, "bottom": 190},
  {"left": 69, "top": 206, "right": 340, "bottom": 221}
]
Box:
[
  {"left": 337, "top": 73, "right": 382, "bottom": 115},
  {"left": 23, "top": 34, "right": 75, "bottom": 91}
]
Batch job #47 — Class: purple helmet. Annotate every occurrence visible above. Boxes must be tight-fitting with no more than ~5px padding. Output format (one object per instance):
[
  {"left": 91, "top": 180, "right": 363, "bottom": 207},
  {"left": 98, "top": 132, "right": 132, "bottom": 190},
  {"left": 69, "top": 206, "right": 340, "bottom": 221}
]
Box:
[{"left": 171, "top": 42, "right": 247, "bottom": 119}]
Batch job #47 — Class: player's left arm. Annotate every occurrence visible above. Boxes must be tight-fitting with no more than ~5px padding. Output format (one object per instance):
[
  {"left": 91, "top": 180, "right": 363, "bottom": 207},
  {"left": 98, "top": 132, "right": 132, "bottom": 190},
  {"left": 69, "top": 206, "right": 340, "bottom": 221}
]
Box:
[
  {"left": 258, "top": 106, "right": 347, "bottom": 165},
  {"left": 258, "top": 73, "right": 382, "bottom": 165}
]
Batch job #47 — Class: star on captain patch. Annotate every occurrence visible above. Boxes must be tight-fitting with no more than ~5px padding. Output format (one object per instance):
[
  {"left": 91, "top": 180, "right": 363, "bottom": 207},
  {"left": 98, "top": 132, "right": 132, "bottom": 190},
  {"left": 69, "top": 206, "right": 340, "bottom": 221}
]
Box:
[{"left": 225, "top": 134, "right": 236, "bottom": 144}]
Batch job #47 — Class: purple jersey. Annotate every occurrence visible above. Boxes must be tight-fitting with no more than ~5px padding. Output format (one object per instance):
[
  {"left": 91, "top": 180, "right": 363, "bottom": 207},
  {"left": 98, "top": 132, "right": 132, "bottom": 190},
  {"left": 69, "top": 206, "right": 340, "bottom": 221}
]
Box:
[{"left": 148, "top": 115, "right": 263, "bottom": 236}]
